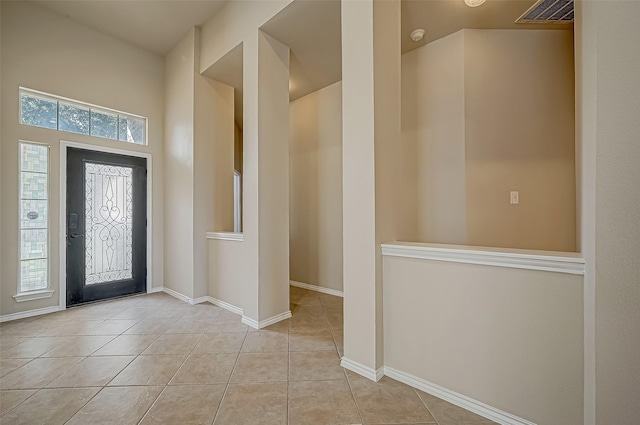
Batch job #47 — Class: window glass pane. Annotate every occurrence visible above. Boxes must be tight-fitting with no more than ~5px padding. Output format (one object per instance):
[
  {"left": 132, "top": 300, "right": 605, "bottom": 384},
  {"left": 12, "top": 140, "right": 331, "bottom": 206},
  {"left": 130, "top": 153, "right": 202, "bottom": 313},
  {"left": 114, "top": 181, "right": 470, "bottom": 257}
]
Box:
[
  {"left": 20, "top": 143, "right": 48, "bottom": 173},
  {"left": 118, "top": 116, "right": 145, "bottom": 145},
  {"left": 20, "top": 200, "right": 48, "bottom": 229},
  {"left": 91, "top": 109, "right": 118, "bottom": 139},
  {"left": 21, "top": 229, "right": 48, "bottom": 260},
  {"left": 20, "top": 172, "right": 48, "bottom": 200},
  {"left": 59, "top": 102, "right": 89, "bottom": 135},
  {"left": 20, "top": 92, "right": 57, "bottom": 130},
  {"left": 20, "top": 259, "right": 48, "bottom": 291},
  {"left": 19, "top": 142, "right": 49, "bottom": 294}
]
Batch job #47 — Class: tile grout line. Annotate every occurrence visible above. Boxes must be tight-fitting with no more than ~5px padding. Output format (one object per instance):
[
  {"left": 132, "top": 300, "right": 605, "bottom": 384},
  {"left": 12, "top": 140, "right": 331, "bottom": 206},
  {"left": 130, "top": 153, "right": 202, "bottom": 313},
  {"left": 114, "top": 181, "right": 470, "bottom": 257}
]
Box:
[
  {"left": 136, "top": 308, "right": 224, "bottom": 425},
  {"left": 412, "top": 387, "right": 441, "bottom": 425},
  {"left": 209, "top": 317, "right": 250, "bottom": 425},
  {"left": 58, "top": 298, "right": 183, "bottom": 424}
]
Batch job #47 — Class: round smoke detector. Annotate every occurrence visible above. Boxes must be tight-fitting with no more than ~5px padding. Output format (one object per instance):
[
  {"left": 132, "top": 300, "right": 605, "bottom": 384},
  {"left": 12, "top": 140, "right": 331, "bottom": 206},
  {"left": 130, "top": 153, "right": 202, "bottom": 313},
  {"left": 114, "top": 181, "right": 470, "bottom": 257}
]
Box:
[{"left": 410, "top": 29, "right": 425, "bottom": 42}]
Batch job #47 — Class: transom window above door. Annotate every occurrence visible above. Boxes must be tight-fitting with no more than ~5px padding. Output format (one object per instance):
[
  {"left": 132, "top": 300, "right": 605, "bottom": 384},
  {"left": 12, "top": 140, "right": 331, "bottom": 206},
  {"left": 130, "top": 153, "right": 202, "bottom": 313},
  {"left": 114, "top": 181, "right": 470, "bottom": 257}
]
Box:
[{"left": 19, "top": 88, "right": 147, "bottom": 145}]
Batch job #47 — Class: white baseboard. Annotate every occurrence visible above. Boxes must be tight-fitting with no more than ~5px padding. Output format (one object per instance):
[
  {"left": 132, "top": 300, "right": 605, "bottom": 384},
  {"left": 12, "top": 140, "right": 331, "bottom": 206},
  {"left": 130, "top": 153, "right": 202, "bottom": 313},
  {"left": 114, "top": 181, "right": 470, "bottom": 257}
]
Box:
[
  {"left": 148, "top": 286, "right": 164, "bottom": 294},
  {"left": 207, "top": 297, "right": 244, "bottom": 316},
  {"left": 383, "top": 366, "right": 536, "bottom": 425},
  {"left": 290, "top": 280, "right": 344, "bottom": 298},
  {"left": 0, "top": 306, "right": 62, "bottom": 323},
  {"left": 162, "top": 287, "right": 195, "bottom": 304},
  {"left": 340, "top": 357, "right": 384, "bottom": 382},
  {"left": 192, "top": 296, "right": 210, "bottom": 305},
  {"left": 161, "top": 288, "right": 243, "bottom": 315},
  {"left": 242, "top": 310, "right": 292, "bottom": 330}
]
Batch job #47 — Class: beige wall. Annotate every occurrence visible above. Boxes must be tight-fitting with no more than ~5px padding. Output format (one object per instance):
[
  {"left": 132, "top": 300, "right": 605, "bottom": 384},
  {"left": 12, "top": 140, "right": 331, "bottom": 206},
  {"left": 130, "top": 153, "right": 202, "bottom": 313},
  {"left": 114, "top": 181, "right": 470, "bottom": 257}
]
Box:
[
  {"left": 341, "top": 0, "right": 380, "bottom": 372},
  {"left": 208, "top": 239, "right": 249, "bottom": 310},
  {"left": 577, "top": 2, "right": 640, "bottom": 424},
  {"left": 0, "top": 1, "right": 165, "bottom": 315},
  {"left": 257, "top": 31, "right": 290, "bottom": 321},
  {"left": 289, "top": 81, "right": 343, "bottom": 292},
  {"left": 163, "top": 28, "right": 196, "bottom": 299},
  {"left": 383, "top": 255, "right": 584, "bottom": 425},
  {"left": 402, "top": 29, "right": 576, "bottom": 252},
  {"left": 341, "top": 0, "right": 404, "bottom": 372},
  {"left": 402, "top": 31, "right": 466, "bottom": 244},
  {"left": 165, "top": 27, "right": 236, "bottom": 300},
  {"left": 465, "top": 29, "right": 576, "bottom": 252},
  {"left": 202, "top": 0, "right": 292, "bottom": 322},
  {"left": 194, "top": 73, "right": 235, "bottom": 298}
]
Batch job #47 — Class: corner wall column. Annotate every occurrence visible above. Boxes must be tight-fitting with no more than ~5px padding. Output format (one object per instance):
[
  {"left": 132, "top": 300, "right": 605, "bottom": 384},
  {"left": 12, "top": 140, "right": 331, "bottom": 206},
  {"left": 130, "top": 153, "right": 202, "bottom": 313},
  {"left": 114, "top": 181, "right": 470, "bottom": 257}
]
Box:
[
  {"left": 241, "top": 29, "right": 291, "bottom": 326},
  {"left": 341, "top": 0, "right": 402, "bottom": 378}
]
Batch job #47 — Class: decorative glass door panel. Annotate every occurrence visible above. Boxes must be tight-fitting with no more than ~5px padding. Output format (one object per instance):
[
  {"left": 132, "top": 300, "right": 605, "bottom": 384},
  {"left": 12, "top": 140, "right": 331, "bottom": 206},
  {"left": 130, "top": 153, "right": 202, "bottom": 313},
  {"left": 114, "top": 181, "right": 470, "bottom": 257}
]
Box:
[
  {"left": 85, "top": 163, "right": 133, "bottom": 284},
  {"left": 67, "top": 148, "right": 146, "bottom": 307}
]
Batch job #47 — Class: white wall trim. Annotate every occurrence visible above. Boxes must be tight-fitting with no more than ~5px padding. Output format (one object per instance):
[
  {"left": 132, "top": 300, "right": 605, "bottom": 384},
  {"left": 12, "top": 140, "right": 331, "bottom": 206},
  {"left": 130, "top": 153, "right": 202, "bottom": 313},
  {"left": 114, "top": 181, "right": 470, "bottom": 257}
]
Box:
[
  {"left": 13, "top": 290, "right": 56, "bottom": 303},
  {"left": 384, "top": 366, "right": 536, "bottom": 425},
  {"left": 192, "top": 296, "right": 210, "bottom": 305},
  {"left": 341, "top": 357, "right": 384, "bottom": 382},
  {"left": 0, "top": 306, "right": 62, "bottom": 323},
  {"left": 381, "top": 243, "right": 585, "bottom": 275},
  {"left": 206, "top": 232, "right": 244, "bottom": 242},
  {"left": 290, "top": 280, "right": 344, "bottom": 298},
  {"left": 59, "top": 140, "right": 153, "bottom": 310},
  {"left": 242, "top": 310, "right": 292, "bottom": 330},
  {"left": 162, "top": 287, "right": 196, "bottom": 304},
  {"left": 148, "top": 286, "right": 164, "bottom": 294},
  {"left": 208, "top": 297, "right": 244, "bottom": 316},
  {"left": 160, "top": 288, "right": 244, "bottom": 316}
]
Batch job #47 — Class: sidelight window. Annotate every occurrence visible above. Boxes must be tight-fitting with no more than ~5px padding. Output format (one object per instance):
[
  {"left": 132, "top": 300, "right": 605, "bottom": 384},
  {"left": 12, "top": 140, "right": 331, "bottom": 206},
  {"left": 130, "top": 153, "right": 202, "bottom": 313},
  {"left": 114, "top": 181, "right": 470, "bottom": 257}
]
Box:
[{"left": 18, "top": 142, "right": 50, "bottom": 294}]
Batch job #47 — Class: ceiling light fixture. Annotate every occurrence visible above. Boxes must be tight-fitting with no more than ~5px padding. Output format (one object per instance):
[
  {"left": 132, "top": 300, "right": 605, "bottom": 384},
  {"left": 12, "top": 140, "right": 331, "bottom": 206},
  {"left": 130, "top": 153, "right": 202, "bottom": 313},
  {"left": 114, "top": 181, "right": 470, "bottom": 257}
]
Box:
[
  {"left": 465, "top": 0, "right": 486, "bottom": 7},
  {"left": 410, "top": 29, "right": 425, "bottom": 42}
]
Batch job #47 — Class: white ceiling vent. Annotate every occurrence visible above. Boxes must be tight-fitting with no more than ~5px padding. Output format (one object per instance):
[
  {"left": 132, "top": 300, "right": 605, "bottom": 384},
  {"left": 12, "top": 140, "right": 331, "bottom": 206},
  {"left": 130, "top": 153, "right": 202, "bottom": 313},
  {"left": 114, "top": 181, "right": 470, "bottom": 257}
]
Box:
[{"left": 516, "top": 0, "right": 574, "bottom": 23}]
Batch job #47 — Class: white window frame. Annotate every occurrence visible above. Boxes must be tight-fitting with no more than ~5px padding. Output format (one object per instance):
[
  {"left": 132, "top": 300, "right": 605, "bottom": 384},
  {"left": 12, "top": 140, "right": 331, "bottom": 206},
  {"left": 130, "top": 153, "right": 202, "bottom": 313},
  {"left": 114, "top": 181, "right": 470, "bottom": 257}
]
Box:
[
  {"left": 15, "top": 141, "right": 55, "bottom": 302},
  {"left": 234, "top": 170, "right": 242, "bottom": 233}
]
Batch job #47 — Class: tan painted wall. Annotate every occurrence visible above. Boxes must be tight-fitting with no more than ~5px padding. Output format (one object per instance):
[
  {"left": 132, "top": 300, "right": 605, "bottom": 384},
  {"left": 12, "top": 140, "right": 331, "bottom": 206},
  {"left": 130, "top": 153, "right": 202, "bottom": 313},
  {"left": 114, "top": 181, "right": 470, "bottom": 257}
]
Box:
[
  {"left": 383, "top": 255, "right": 584, "bottom": 425},
  {"left": 465, "top": 29, "right": 576, "bottom": 252},
  {"left": 201, "top": 1, "right": 292, "bottom": 322},
  {"left": 577, "top": 2, "right": 640, "bottom": 424},
  {"left": 402, "top": 29, "right": 576, "bottom": 252},
  {"left": 163, "top": 28, "right": 196, "bottom": 299},
  {"left": 193, "top": 72, "right": 235, "bottom": 298},
  {"left": 208, "top": 239, "right": 249, "bottom": 310},
  {"left": 289, "top": 81, "right": 343, "bottom": 292},
  {"left": 257, "top": 31, "right": 290, "bottom": 321},
  {"left": 402, "top": 31, "right": 466, "bottom": 244},
  {"left": 0, "top": 1, "right": 165, "bottom": 315},
  {"left": 341, "top": 0, "right": 379, "bottom": 371}
]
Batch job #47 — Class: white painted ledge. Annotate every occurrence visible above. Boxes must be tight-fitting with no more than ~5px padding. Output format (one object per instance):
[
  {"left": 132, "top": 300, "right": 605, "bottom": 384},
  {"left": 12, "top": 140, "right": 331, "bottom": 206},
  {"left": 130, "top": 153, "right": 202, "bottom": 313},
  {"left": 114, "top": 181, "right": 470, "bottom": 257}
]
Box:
[
  {"left": 381, "top": 242, "right": 585, "bottom": 275},
  {"left": 206, "top": 232, "right": 243, "bottom": 242},
  {"left": 13, "top": 289, "right": 55, "bottom": 303}
]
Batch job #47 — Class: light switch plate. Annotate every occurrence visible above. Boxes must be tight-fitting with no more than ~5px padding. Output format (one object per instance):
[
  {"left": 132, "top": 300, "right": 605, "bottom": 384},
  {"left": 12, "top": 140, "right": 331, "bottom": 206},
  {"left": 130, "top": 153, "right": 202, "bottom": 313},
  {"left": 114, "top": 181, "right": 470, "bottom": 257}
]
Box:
[{"left": 510, "top": 191, "right": 519, "bottom": 204}]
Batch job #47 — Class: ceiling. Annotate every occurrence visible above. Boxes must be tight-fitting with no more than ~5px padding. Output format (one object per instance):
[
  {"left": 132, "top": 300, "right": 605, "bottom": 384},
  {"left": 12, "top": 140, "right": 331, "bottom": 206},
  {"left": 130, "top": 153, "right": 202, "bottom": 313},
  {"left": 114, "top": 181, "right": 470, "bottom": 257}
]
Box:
[{"left": 30, "top": 0, "right": 227, "bottom": 55}]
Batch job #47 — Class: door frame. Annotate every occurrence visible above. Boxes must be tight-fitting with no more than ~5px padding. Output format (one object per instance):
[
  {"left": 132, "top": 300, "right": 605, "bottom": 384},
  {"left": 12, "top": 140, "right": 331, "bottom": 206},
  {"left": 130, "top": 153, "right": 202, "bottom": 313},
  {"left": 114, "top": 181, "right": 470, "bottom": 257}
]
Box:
[{"left": 59, "top": 140, "right": 153, "bottom": 309}]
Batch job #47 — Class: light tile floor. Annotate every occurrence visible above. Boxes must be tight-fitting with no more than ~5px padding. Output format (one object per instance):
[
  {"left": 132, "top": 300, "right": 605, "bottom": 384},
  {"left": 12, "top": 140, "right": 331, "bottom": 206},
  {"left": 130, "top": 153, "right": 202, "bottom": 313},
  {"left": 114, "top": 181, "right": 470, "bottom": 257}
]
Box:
[{"left": 0, "top": 287, "right": 497, "bottom": 425}]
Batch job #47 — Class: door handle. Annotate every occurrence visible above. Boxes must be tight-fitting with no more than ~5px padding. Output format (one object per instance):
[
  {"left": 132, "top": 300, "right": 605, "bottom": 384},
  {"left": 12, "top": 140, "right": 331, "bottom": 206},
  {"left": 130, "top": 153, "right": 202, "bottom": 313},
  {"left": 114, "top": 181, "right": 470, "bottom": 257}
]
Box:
[{"left": 69, "top": 233, "right": 84, "bottom": 239}]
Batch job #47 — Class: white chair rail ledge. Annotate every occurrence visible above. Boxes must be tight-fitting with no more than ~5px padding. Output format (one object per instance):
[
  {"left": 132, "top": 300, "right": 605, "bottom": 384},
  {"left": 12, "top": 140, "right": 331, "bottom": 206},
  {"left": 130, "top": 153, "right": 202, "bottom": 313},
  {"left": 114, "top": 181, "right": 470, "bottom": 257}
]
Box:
[
  {"left": 381, "top": 242, "right": 585, "bottom": 275},
  {"left": 206, "top": 231, "right": 244, "bottom": 242}
]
